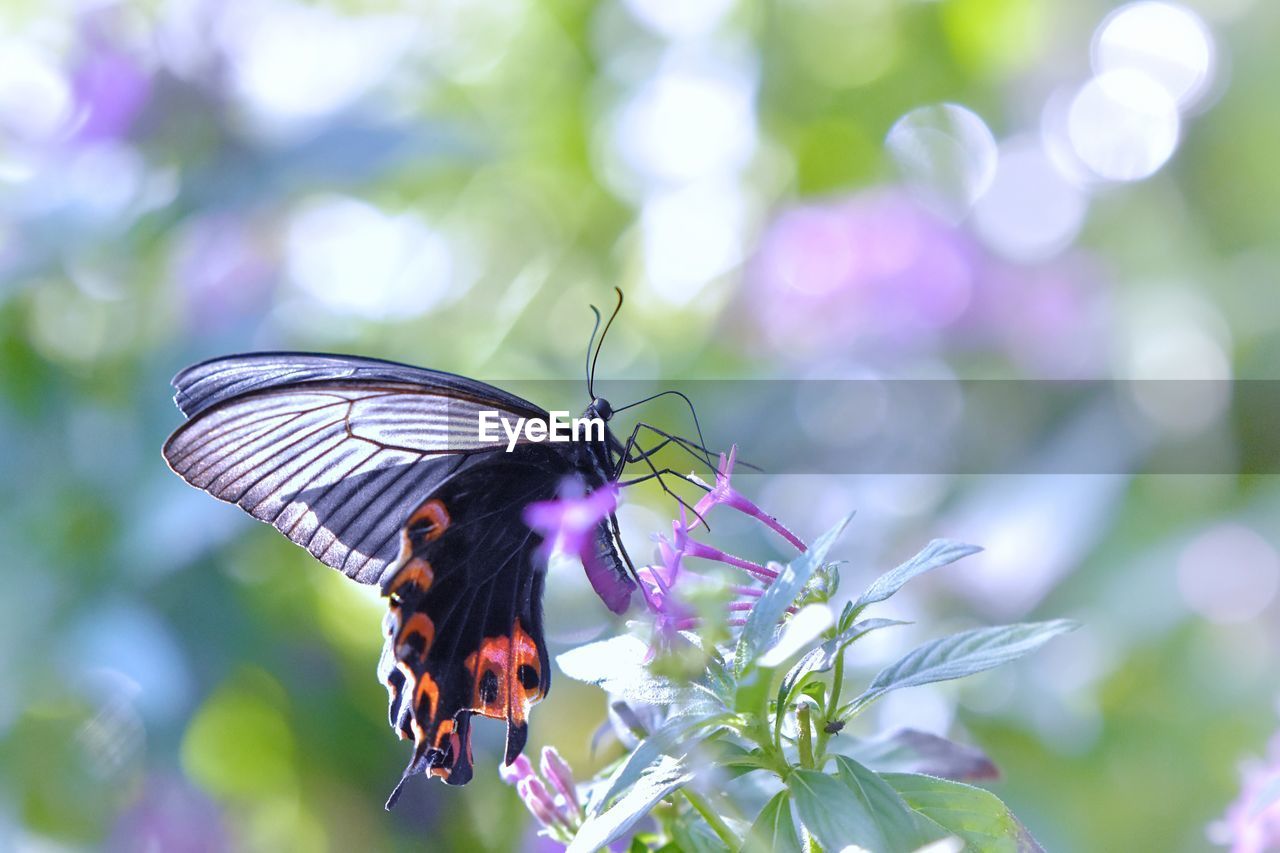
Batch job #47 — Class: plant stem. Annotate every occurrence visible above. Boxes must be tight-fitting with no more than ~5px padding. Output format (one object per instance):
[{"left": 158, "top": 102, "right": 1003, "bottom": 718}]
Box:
[
  {"left": 680, "top": 788, "right": 741, "bottom": 849},
  {"left": 815, "top": 652, "right": 845, "bottom": 761},
  {"left": 830, "top": 650, "right": 845, "bottom": 714},
  {"left": 797, "top": 705, "right": 814, "bottom": 769}
]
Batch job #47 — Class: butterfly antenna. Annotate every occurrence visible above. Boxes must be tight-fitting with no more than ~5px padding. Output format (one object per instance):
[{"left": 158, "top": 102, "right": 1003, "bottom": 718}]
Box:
[
  {"left": 589, "top": 287, "right": 624, "bottom": 400},
  {"left": 585, "top": 304, "right": 603, "bottom": 398}
]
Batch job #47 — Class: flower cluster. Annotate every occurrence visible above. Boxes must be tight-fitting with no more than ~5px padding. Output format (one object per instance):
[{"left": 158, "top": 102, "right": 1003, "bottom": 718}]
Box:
[
  {"left": 499, "top": 747, "right": 584, "bottom": 843},
  {"left": 642, "top": 446, "right": 807, "bottom": 633},
  {"left": 510, "top": 442, "right": 1074, "bottom": 852}
]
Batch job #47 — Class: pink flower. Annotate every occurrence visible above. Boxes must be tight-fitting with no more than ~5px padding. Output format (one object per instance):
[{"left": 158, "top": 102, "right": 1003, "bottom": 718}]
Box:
[{"left": 524, "top": 478, "right": 633, "bottom": 614}]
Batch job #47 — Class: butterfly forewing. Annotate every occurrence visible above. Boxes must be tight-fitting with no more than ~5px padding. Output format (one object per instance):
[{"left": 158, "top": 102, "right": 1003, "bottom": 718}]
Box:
[
  {"left": 163, "top": 354, "right": 547, "bottom": 584},
  {"left": 171, "top": 351, "right": 544, "bottom": 420}
]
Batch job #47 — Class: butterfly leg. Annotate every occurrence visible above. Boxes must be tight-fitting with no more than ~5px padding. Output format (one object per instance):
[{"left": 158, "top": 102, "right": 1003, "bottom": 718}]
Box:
[
  {"left": 617, "top": 460, "right": 712, "bottom": 530},
  {"left": 614, "top": 422, "right": 715, "bottom": 476},
  {"left": 614, "top": 422, "right": 761, "bottom": 481},
  {"left": 632, "top": 424, "right": 763, "bottom": 472}
]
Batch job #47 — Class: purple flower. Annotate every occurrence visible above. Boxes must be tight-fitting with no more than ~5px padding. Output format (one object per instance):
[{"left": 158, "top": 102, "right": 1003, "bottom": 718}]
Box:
[
  {"left": 524, "top": 478, "right": 632, "bottom": 614},
  {"left": 540, "top": 747, "right": 584, "bottom": 819},
  {"left": 500, "top": 746, "right": 584, "bottom": 840},
  {"left": 500, "top": 753, "right": 536, "bottom": 786},
  {"left": 1210, "top": 733, "right": 1280, "bottom": 852},
  {"left": 519, "top": 777, "right": 564, "bottom": 828},
  {"left": 749, "top": 190, "right": 977, "bottom": 355},
  {"left": 691, "top": 447, "right": 806, "bottom": 553},
  {"left": 71, "top": 48, "right": 152, "bottom": 142},
  {"left": 110, "top": 774, "right": 229, "bottom": 853},
  {"left": 171, "top": 214, "right": 276, "bottom": 336},
  {"left": 747, "top": 187, "right": 1111, "bottom": 375},
  {"left": 638, "top": 527, "right": 697, "bottom": 644},
  {"left": 636, "top": 447, "right": 808, "bottom": 634}
]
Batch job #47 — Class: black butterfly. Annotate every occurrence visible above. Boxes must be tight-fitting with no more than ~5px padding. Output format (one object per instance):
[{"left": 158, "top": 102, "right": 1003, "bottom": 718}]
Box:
[{"left": 162, "top": 294, "right": 713, "bottom": 806}]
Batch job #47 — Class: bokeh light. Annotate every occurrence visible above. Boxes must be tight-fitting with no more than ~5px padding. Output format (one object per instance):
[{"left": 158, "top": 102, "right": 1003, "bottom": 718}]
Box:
[
  {"left": 1178, "top": 524, "right": 1280, "bottom": 624},
  {"left": 610, "top": 57, "right": 757, "bottom": 188},
  {"left": 1067, "top": 70, "right": 1181, "bottom": 182},
  {"left": 1093, "top": 2, "right": 1216, "bottom": 110},
  {"left": 284, "top": 195, "right": 457, "bottom": 321},
  {"left": 621, "top": 0, "right": 737, "bottom": 39},
  {"left": 972, "top": 136, "right": 1088, "bottom": 261},
  {"left": 886, "top": 103, "right": 999, "bottom": 224}
]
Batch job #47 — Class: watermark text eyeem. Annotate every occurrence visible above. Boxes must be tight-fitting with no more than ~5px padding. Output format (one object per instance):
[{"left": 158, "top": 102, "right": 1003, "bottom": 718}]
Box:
[{"left": 477, "top": 411, "right": 605, "bottom": 451}]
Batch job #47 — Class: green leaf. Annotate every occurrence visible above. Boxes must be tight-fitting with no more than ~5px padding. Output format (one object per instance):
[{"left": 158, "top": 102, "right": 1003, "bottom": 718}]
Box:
[
  {"left": 776, "top": 618, "right": 907, "bottom": 718},
  {"left": 850, "top": 540, "right": 982, "bottom": 621},
  {"left": 557, "top": 634, "right": 693, "bottom": 705},
  {"left": 849, "top": 620, "right": 1078, "bottom": 714},
  {"left": 587, "top": 712, "right": 728, "bottom": 817},
  {"left": 703, "top": 646, "right": 737, "bottom": 706},
  {"left": 882, "top": 773, "right": 1045, "bottom": 852},
  {"left": 733, "top": 666, "right": 774, "bottom": 716},
  {"left": 702, "top": 741, "right": 773, "bottom": 778},
  {"left": 672, "top": 807, "right": 732, "bottom": 853},
  {"left": 569, "top": 754, "right": 693, "bottom": 853},
  {"left": 789, "top": 758, "right": 944, "bottom": 852},
  {"left": 742, "top": 791, "right": 802, "bottom": 853},
  {"left": 736, "top": 513, "right": 853, "bottom": 677},
  {"left": 758, "top": 603, "right": 835, "bottom": 668}
]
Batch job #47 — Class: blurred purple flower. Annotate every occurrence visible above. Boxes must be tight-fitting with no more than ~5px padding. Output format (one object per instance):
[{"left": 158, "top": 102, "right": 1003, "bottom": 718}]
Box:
[
  {"left": 524, "top": 478, "right": 632, "bottom": 614},
  {"left": 109, "top": 774, "right": 228, "bottom": 853},
  {"left": 519, "top": 776, "right": 564, "bottom": 829},
  {"left": 171, "top": 214, "right": 276, "bottom": 335},
  {"left": 500, "top": 753, "right": 537, "bottom": 786},
  {"left": 749, "top": 190, "right": 976, "bottom": 353},
  {"left": 540, "top": 746, "right": 584, "bottom": 819},
  {"left": 746, "top": 188, "right": 1110, "bottom": 374},
  {"left": 71, "top": 48, "right": 152, "bottom": 142},
  {"left": 960, "top": 255, "right": 1111, "bottom": 377},
  {"left": 1210, "top": 733, "right": 1280, "bottom": 852}
]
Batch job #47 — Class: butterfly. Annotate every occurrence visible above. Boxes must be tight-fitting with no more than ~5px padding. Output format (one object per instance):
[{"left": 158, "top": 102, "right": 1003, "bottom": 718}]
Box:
[{"left": 162, "top": 293, "right": 714, "bottom": 807}]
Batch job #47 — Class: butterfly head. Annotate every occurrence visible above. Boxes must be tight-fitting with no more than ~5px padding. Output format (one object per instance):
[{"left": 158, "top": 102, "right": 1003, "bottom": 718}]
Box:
[{"left": 586, "top": 396, "right": 613, "bottom": 422}]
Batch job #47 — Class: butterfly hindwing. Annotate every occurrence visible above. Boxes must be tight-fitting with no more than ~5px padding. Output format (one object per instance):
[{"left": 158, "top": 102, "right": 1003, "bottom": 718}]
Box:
[{"left": 378, "top": 444, "right": 574, "bottom": 803}]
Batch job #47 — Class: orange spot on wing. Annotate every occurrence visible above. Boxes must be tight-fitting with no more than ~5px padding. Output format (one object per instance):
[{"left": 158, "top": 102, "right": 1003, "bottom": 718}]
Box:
[
  {"left": 409, "top": 671, "right": 441, "bottom": 747},
  {"left": 465, "top": 621, "right": 546, "bottom": 727},
  {"left": 396, "top": 613, "right": 435, "bottom": 661},
  {"left": 388, "top": 559, "right": 433, "bottom": 598},
  {"left": 427, "top": 719, "right": 460, "bottom": 779},
  {"left": 406, "top": 499, "right": 450, "bottom": 543},
  {"left": 387, "top": 499, "right": 449, "bottom": 593}
]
